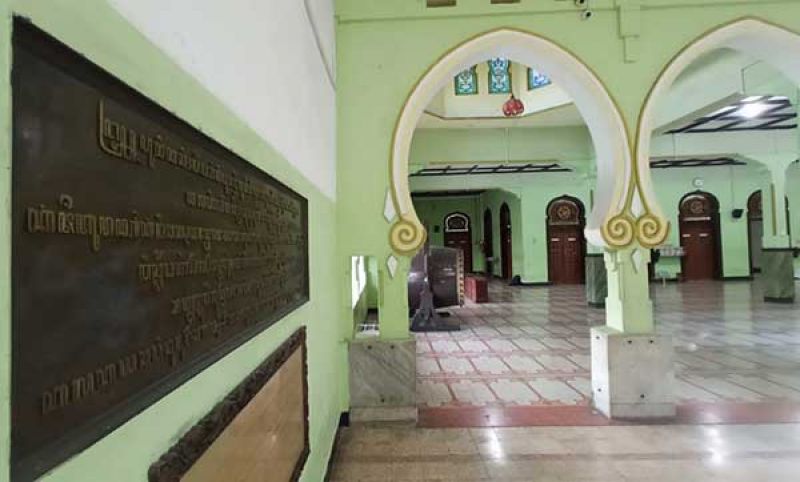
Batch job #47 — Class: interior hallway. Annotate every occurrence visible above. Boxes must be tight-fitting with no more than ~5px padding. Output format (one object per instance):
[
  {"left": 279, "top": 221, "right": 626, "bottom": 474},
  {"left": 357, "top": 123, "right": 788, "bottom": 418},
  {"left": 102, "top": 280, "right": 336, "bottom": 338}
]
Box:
[
  {"left": 327, "top": 423, "right": 800, "bottom": 482},
  {"left": 416, "top": 279, "right": 800, "bottom": 426}
]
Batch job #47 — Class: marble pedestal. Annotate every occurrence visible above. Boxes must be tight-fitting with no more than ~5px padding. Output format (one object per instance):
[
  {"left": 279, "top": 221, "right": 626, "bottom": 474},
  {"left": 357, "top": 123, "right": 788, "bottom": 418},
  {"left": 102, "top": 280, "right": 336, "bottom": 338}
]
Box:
[
  {"left": 591, "top": 326, "right": 675, "bottom": 419},
  {"left": 585, "top": 254, "right": 607, "bottom": 308},
  {"left": 348, "top": 338, "right": 417, "bottom": 423},
  {"left": 762, "top": 248, "right": 795, "bottom": 303}
]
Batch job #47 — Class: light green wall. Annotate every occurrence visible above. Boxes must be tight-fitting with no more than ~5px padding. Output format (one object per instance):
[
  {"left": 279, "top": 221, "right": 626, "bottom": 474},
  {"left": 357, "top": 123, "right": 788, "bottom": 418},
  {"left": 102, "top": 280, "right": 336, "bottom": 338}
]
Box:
[
  {"left": 411, "top": 170, "right": 592, "bottom": 283},
  {"left": 410, "top": 162, "right": 770, "bottom": 283},
  {"left": 413, "top": 196, "right": 483, "bottom": 271},
  {"left": 1, "top": 2, "right": 346, "bottom": 481},
  {"left": 651, "top": 164, "right": 768, "bottom": 279},
  {"left": 481, "top": 190, "right": 523, "bottom": 279},
  {"left": 411, "top": 126, "right": 592, "bottom": 166},
  {"left": 517, "top": 185, "right": 592, "bottom": 283}
]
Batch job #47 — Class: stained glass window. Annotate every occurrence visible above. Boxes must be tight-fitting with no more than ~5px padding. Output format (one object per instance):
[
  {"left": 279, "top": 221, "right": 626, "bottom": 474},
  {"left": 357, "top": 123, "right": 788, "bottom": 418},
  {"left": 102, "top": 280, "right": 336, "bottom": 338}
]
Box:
[
  {"left": 528, "top": 68, "right": 551, "bottom": 90},
  {"left": 488, "top": 58, "right": 511, "bottom": 94},
  {"left": 454, "top": 66, "right": 478, "bottom": 95}
]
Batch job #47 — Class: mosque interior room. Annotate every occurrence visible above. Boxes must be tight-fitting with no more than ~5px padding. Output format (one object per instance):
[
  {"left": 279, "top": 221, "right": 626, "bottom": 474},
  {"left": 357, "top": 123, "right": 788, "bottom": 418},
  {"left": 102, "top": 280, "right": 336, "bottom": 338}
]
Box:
[{"left": 4, "top": 1, "right": 800, "bottom": 482}]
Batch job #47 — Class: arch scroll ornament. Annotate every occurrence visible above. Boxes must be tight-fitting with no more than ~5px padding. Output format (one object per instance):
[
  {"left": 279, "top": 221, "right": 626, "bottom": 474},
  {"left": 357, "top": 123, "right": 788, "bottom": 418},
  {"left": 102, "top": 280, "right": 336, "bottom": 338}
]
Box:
[
  {"left": 635, "top": 18, "right": 800, "bottom": 247},
  {"left": 388, "top": 28, "right": 668, "bottom": 256}
]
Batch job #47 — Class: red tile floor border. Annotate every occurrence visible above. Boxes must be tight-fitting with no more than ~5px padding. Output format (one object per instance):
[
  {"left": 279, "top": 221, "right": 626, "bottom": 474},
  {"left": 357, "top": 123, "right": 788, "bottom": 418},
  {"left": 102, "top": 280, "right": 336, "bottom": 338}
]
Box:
[{"left": 419, "top": 402, "right": 800, "bottom": 428}]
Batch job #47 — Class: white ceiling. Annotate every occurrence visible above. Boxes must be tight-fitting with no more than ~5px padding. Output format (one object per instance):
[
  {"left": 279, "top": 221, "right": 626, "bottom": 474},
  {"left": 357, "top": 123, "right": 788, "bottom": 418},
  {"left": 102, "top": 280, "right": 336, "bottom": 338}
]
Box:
[{"left": 416, "top": 103, "right": 585, "bottom": 129}]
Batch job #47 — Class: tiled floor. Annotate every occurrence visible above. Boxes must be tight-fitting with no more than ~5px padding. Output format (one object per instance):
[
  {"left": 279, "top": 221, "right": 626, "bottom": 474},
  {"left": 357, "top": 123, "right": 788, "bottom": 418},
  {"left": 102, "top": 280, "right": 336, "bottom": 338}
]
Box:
[
  {"left": 327, "top": 423, "right": 800, "bottom": 481},
  {"left": 416, "top": 279, "right": 800, "bottom": 425}
]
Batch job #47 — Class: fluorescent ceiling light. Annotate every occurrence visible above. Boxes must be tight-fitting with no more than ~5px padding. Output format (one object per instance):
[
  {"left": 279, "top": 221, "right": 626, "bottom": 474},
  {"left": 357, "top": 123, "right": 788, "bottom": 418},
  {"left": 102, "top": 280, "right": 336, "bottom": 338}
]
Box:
[
  {"left": 737, "top": 102, "right": 769, "bottom": 118},
  {"left": 741, "top": 95, "right": 763, "bottom": 103}
]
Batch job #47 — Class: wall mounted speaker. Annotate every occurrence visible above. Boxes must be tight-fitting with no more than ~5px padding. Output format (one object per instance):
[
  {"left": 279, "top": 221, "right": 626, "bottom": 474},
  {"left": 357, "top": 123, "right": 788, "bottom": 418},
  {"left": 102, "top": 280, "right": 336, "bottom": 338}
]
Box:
[{"left": 731, "top": 208, "right": 744, "bottom": 219}]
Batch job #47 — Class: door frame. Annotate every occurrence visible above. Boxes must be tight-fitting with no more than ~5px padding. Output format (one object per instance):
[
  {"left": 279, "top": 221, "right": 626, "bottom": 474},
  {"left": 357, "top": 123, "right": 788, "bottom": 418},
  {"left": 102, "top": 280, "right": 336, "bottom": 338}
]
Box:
[
  {"left": 500, "top": 203, "right": 513, "bottom": 280},
  {"left": 747, "top": 190, "right": 763, "bottom": 275},
  {"left": 483, "top": 208, "right": 493, "bottom": 276},
  {"left": 443, "top": 211, "right": 472, "bottom": 272},
  {"left": 545, "top": 195, "right": 587, "bottom": 284},
  {"left": 678, "top": 190, "right": 722, "bottom": 280}
]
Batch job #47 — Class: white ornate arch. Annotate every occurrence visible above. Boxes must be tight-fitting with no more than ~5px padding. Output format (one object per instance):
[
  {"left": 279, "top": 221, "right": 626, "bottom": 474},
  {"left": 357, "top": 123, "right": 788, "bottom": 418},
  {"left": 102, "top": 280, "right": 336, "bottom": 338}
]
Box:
[
  {"left": 388, "top": 28, "right": 656, "bottom": 255},
  {"left": 637, "top": 18, "right": 800, "bottom": 244}
]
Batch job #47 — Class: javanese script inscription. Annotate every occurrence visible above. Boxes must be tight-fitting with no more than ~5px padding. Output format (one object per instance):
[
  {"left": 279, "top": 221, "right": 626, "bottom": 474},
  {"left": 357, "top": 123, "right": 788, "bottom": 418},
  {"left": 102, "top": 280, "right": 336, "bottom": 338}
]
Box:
[{"left": 11, "top": 22, "right": 309, "bottom": 482}]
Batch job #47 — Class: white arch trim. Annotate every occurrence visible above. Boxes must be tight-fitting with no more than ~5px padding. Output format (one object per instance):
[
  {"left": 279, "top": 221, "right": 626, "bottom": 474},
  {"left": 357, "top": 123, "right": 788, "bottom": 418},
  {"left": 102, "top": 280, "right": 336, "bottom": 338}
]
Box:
[
  {"left": 444, "top": 212, "right": 470, "bottom": 233},
  {"left": 637, "top": 18, "right": 800, "bottom": 228},
  {"left": 389, "top": 28, "right": 633, "bottom": 254}
]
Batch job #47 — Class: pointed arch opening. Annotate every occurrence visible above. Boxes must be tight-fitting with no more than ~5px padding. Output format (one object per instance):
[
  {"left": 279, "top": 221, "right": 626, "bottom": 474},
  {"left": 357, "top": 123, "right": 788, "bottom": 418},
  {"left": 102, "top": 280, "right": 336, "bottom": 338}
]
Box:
[
  {"left": 638, "top": 19, "right": 800, "bottom": 248},
  {"left": 388, "top": 28, "right": 637, "bottom": 255}
]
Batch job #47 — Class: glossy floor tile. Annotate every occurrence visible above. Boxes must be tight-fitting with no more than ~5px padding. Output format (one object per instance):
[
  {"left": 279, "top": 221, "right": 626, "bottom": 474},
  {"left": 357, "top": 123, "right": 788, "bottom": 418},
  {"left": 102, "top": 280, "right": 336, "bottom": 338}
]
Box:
[
  {"left": 415, "top": 278, "right": 800, "bottom": 424},
  {"left": 328, "top": 423, "right": 800, "bottom": 481}
]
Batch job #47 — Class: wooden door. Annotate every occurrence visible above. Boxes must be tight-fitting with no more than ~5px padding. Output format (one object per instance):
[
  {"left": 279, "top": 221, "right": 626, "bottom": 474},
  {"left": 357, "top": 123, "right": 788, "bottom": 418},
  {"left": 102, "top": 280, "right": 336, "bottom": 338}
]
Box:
[
  {"left": 547, "top": 197, "right": 586, "bottom": 284},
  {"left": 548, "top": 225, "right": 584, "bottom": 284},
  {"left": 500, "top": 203, "right": 513, "bottom": 279},
  {"left": 679, "top": 192, "right": 720, "bottom": 281},
  {"left": 443, "top": 212, "right": 473, "bottom": 272},
  {"left": 747, "top": 191, "right": 763, "bottom": 274},
  {"left": 681, "top": 221, "right": 717, "bottom": 280},
  {"left": 483, "top": 209, "right": 494, "bottom": 276}
]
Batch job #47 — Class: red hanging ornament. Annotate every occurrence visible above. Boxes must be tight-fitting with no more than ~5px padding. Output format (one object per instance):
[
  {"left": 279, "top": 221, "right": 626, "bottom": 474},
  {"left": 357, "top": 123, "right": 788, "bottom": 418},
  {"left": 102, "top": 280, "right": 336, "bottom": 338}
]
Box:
[{"left": 502, "top": 93, "right": 525, "bottom": 117}]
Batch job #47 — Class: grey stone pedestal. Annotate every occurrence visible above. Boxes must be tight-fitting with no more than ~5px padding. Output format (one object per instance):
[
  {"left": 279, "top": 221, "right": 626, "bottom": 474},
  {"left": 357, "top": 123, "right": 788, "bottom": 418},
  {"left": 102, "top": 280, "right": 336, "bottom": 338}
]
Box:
[
  {"left": 762, "top": 248, "right": 795, "bottom": 303},
  {"left": 585, "top": 254, "right": 607, "bottom": 308},
  {"left": 591, "top": 326, "right": 675, "bottom": 419},
  {"left": 349, "top": 338, "right": 417, "bottom": 422}
]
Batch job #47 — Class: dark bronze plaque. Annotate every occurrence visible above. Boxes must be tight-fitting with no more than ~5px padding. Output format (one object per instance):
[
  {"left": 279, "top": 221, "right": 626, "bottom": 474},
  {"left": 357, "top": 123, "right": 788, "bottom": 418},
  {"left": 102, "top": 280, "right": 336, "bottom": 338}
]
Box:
[{"left": 11, "top": 20, "right": 309, "bottom": 481}]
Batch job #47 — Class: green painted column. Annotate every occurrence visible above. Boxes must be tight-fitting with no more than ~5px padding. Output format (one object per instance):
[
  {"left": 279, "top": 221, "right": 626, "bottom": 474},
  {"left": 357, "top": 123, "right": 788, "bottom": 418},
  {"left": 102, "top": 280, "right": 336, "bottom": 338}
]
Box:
[
  {"left": 379, "top": 255, "right": 412, "bottom": 340},
  {"left": 604, "top": 245, "right": 654, "bottom": 333},
  {"left": 585, "top": 249, "right": 607, "bottom": 307},
  {"left": 754, "top": 154, "right": 796, "bottom": 302},
  {"left": 591, "top": 244, "right": 674, "bottom": 419}
]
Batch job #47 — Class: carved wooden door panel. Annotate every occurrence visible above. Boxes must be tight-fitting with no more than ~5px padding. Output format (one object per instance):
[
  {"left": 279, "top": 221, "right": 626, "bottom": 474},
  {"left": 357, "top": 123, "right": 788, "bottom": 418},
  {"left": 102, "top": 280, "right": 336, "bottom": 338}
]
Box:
[
  {"left": 748, "top": 219, "right": 764, "bottom": 272},
  {"left": 679, "top": 192, "right": 720, "bottom": 281},
  {"left": 681, "top": 221, "right": 716, "bottom": 280},
  {"left": 546, "top": 197, "right": 585, "bottom": 284},
  {"left": 548, "top": 225, "right": 583, "bottom": 284},
  {"left": 500, "top": 204, "right": 512, "bottom": 279},
  {"left": 548, "top": 228, "right": 564, "bottom": 284},
  {"left": 748, "top": 191, "right": 763, "bottom": 273},
  {"left": 444, "top": 231, "right": 472, "bottom": 273},
  {"left": 562, "top": 226, "right": 583, "bottom": 284}
]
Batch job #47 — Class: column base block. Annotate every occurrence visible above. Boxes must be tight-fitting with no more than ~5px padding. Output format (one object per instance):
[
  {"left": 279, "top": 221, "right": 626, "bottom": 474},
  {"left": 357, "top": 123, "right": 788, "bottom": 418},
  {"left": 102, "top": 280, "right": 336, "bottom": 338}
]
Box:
[
  {"left": 761, "top": 249, "right": 795, "bottom": 303},
  {"left": 590, "top": 326, "right": 676, "bottom": 419},
  {"left": 350, "top": 406, "right": 418, "bottom": 423},
  {"left": 349, "top": 338, "right": 417, "bottom": 423},
  {"left": 585, "top": 254, "right": 607, "bottom": 307}
]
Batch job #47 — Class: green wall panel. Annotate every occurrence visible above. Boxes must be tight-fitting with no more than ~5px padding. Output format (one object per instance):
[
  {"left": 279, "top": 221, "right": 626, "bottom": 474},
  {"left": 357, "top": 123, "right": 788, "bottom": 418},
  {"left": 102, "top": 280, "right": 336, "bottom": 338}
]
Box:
[
  {"left": 0, "top": 2, "right": 346, "bottom": 481},
  {"left": 413, "top": 196, "right": 482, "bottom": 271}
]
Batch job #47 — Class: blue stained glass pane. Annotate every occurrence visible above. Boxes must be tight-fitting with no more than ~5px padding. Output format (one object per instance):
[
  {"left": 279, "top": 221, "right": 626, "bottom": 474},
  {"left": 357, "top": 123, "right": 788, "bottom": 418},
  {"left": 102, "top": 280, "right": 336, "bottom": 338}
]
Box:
[
  {"left": 528, "top": 68, "right": 551, "bottom": 90},
  {"left": 487, "top": 58, "right": 511, "bottom": 94},
  {"left": 454, "top": 66, "right": 478, "bottom": 95}
]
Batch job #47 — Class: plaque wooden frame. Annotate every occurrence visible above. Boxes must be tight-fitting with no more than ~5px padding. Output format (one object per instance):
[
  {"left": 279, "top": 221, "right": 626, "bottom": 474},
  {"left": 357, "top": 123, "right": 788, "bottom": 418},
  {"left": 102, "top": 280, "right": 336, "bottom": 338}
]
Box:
[{"left": 148, "top": 327, "right": 309, "bottom": 482}]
